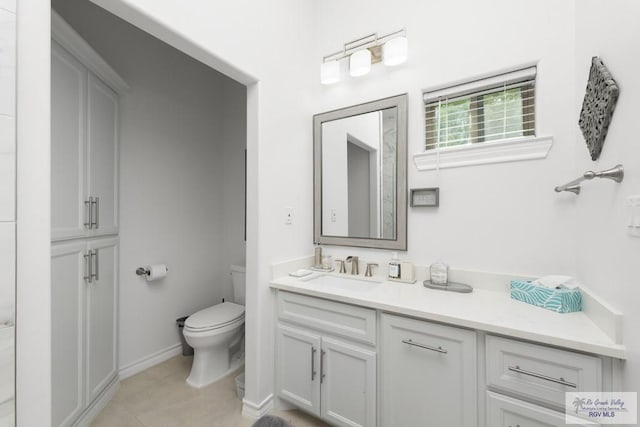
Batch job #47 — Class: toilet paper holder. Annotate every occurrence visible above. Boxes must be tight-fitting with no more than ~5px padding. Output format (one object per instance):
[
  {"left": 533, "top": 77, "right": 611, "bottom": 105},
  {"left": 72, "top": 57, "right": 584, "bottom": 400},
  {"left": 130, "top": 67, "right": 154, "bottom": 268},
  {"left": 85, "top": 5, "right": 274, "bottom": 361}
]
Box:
[{"left": 136, "top": 266, "right": 169, "bottom": 277}]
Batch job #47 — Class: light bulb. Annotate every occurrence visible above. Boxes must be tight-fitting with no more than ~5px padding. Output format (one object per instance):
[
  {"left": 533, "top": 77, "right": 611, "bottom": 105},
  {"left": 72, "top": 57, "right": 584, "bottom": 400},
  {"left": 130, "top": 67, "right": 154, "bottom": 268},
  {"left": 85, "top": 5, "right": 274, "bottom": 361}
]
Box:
[
  {"left": 349, "top": 49, "right": 371, "bottom": 77},
  {"left": 320, "top": 60, "right": 340, "bottom": 85},
  {"left": 383, "top": 36, "right": 408, "bottom": 66}
]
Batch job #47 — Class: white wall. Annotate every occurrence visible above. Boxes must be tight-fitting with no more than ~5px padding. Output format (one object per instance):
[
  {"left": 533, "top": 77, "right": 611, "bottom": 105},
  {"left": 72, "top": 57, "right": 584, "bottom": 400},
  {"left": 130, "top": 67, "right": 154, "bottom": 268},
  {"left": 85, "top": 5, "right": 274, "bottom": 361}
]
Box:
[
  {"left": 312, "top": 0, "right": 578, "bottom": 278},
  {"left": 53, "top": 0, "right": 247, "bottom": 368},
  {"left": 573, "top": 0, "right": 640, "bottom": 393},
  {"left": 0, "top": 1, "right": 16, "bottom": 423},
  {"left": 15, "top": 0, "right": 52, "bottom": 424},
  {"left": 0, "top": 0, "right": 15, "bottom": 325}
]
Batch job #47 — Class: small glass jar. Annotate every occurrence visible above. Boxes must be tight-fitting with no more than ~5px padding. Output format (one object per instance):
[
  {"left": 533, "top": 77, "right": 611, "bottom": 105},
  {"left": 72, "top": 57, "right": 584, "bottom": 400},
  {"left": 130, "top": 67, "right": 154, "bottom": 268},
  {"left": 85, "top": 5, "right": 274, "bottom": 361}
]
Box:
[
  {"left": 322, "top": 255, "right": 333, "bottom": 270},
  {"left": 430, "top": 261, "right": 449, "bottom": 285}
]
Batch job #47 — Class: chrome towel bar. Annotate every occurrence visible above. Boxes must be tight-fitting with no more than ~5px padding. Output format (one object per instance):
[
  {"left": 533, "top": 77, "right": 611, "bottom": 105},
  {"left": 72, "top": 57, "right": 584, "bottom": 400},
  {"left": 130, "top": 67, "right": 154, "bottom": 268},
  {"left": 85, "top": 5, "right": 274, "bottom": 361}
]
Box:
[{"left": 555, "top": 164, "right": 623, "bottom": 195}]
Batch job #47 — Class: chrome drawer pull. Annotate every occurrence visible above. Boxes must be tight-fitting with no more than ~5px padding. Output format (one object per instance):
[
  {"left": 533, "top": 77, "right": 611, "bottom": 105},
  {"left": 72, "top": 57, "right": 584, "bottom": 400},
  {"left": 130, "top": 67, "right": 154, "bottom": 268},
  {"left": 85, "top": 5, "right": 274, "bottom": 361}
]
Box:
[
  {"left": 320, "top": 350, "right": 326, "bottom": 383},
  {"left": 83, "top": 253, "right": 92, "bottom": 283},
  {"left": 91, "top": 197, "right": 99, "bottom": 229},
  {"left": 508, "top": 365, "right": 577, "bottom": 388},
  {"left": 84, "top": 198, "right": 93, "bottom": 229},
  {"left": 402, "top": 339, "right": 448, "bottom": 354},
  {"left": 311, "top": 347, "right": 317, "bottom": 381}
]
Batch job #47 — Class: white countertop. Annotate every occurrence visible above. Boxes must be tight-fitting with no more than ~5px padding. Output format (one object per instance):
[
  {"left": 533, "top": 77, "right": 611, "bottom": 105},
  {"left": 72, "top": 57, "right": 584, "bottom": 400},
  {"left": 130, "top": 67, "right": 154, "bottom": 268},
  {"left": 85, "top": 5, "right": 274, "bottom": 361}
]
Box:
[{"left": 270, "top": 273, "right": 626, "bottom": 359}]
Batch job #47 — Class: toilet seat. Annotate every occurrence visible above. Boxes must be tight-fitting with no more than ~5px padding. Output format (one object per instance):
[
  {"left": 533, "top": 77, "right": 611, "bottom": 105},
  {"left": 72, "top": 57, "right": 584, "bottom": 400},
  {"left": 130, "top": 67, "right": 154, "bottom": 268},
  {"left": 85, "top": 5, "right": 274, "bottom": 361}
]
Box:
[{"left": 184, "top": 302, "right": 245, "bottom": 333}]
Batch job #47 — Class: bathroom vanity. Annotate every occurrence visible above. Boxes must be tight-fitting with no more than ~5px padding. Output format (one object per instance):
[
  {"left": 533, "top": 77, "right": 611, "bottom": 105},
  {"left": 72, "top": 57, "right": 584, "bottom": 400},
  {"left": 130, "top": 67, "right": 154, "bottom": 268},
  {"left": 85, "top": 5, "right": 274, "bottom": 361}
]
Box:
[{"left": 271, "top": 269, "right": 624, "bottom": 427}]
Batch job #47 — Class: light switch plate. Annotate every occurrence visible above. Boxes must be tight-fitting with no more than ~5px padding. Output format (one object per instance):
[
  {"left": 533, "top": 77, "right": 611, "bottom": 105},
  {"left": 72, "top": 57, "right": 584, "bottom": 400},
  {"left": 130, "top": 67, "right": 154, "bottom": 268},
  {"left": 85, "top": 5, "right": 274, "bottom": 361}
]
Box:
[
  {"left": 284, "top": 207, "right": 294, "bottom": 225},
  {"left": 626, "top": 196, "right": 640, "bottom": 237}
]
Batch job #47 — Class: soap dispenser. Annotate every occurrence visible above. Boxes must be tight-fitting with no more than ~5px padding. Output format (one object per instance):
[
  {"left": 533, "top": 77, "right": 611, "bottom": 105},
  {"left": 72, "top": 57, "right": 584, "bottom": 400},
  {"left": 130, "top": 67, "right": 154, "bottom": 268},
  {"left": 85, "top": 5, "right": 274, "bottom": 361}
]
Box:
[{"left": 388, "top": 252, "right": 401, "bottom": 280}]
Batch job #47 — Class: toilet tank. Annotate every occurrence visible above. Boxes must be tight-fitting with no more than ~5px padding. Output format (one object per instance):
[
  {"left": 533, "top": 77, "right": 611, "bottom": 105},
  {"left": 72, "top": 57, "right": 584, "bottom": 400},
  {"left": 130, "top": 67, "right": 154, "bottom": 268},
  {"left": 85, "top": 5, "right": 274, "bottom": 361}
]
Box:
[{"left": 230, "top": 264, "right": 246, "bottom": 305}]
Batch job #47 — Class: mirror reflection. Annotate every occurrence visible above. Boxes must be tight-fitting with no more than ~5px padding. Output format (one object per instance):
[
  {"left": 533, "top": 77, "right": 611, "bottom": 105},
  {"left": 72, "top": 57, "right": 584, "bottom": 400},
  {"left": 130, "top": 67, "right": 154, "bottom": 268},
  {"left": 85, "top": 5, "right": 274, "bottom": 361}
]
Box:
[
  {"left": 314, "top": 94, "right": 407, "bottom": 250},
  {"left": 321, "top": 108, "right": 397, "bottom": 239}
]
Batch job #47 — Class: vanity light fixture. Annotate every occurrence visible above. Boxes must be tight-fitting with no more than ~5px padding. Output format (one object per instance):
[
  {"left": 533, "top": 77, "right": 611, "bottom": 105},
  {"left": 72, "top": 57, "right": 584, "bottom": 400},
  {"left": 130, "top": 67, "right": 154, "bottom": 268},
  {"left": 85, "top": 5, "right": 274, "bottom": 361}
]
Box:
[
  {"left": 349, "top": 49, "right": 372, "bottom": 77},
  {"left": 320, "top": 28, "right": 407, "bottom": 85}
]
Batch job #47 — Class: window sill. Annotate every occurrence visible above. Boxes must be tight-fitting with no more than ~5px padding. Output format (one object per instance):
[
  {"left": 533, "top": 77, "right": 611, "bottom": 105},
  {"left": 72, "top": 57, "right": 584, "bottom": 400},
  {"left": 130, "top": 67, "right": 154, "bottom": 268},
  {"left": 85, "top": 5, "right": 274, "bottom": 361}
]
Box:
[{"left": 412, "top": 135, "right": 553, "bottom": 171}]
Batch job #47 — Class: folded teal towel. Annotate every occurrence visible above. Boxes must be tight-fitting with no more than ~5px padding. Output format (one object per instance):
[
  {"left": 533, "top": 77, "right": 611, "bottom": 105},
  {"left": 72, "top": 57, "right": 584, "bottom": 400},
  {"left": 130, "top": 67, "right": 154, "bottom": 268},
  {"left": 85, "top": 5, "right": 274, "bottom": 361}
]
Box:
[{"left": 510, "top": 280, "right": 582, "bottom": 313}]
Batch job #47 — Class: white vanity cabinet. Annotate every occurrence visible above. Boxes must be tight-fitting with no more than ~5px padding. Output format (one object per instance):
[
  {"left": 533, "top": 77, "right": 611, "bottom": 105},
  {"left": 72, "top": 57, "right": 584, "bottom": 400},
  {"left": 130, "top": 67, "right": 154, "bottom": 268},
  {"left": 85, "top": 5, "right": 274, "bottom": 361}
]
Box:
[
  {"left": 380, "top": 313, "right": 477, "bottom": 427},
  {"left": 276, "top": 292, "right": 377, "bottom": 427},
  {"left": 272, "top": 281, "right": 620, "bottom": 427},
  {"left": 51, "top": 237, "right": 119, "bottom": 427},
  {"left": 52, "top": 39, "right": 119, "bottom": 242}
]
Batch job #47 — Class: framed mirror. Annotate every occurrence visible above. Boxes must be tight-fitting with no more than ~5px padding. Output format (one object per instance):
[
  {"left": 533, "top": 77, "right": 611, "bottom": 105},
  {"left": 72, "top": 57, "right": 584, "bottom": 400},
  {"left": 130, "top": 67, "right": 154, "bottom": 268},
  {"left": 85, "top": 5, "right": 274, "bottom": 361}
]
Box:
[{"left": 314, "top": 94, "right": 407, "bottom": 250}]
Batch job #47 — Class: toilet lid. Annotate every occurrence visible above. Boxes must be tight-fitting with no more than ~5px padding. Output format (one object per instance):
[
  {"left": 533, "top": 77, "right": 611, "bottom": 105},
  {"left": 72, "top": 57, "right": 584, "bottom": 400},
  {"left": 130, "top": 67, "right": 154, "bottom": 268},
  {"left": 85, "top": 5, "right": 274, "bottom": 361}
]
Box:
[{"left": 185, "top": 302, "right": 245, "bottom": 330}]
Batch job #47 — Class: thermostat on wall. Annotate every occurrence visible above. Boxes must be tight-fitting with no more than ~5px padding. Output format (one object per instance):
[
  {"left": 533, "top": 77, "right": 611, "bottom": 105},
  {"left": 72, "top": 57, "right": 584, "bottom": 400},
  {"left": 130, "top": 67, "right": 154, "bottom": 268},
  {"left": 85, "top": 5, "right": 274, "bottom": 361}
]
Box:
[{"left": 410, "top": 187, "right": 439, "bottom": 207}]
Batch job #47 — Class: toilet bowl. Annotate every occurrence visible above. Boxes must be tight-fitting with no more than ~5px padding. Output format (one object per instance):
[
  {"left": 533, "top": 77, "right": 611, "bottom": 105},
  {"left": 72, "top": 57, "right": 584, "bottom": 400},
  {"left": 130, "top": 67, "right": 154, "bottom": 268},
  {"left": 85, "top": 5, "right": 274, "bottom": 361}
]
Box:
[{"left": 183, "top": 264, "right": 246, "bottom": 388}]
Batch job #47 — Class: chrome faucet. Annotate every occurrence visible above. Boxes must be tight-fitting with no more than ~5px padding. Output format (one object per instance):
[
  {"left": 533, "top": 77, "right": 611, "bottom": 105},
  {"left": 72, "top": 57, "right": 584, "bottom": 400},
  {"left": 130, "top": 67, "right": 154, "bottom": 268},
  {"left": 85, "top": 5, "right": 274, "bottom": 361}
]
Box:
[
  {"left": 364, "top": 263, "right": 378, "bottom": 277},
  {"left": 346, "top": 256, "right": 359, "bottom": 275}
]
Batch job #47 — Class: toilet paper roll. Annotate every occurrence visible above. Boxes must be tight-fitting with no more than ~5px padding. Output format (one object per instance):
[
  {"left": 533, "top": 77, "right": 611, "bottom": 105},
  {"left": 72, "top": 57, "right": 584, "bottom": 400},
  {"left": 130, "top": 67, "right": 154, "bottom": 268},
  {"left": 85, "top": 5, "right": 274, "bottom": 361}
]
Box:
[{"left": 145, "top": 264, "right": 168, "bottom": 282}]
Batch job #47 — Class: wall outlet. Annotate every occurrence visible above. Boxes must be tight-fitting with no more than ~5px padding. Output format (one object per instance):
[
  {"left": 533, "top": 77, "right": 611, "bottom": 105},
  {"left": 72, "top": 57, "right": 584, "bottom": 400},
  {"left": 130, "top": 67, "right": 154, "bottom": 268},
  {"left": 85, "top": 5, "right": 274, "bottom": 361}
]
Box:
[
  {"left": 284, "top": 207, "right": 294, "bottom": 225},
  {"left": 626, "top": 196, "right": 640, "bottom": 238},
  {"left": 331, "top": 209, "right": 337, "bottom": 223}
]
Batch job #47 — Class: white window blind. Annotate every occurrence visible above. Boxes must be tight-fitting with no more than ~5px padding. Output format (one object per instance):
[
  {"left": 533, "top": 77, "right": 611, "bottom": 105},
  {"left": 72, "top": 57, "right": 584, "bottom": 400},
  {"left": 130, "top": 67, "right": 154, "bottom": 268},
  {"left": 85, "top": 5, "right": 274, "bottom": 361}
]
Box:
[{"left": 423, "top": 66, "right": 536, "bottom": 150}]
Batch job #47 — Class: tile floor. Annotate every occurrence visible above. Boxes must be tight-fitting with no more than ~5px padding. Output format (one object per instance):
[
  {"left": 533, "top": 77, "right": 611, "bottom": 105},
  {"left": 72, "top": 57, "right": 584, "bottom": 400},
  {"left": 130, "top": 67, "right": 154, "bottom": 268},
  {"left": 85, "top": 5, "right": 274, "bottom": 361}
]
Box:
[{"left": 92, "top": 355, "right": 329, "bottom": 427}]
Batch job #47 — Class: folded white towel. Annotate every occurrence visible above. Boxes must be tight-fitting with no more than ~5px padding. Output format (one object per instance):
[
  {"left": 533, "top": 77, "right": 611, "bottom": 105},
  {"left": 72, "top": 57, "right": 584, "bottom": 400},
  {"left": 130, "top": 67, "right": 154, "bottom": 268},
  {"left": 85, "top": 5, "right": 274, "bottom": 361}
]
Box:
[{"left": 533, "top": 275, "right": 580, "bottom": 290}]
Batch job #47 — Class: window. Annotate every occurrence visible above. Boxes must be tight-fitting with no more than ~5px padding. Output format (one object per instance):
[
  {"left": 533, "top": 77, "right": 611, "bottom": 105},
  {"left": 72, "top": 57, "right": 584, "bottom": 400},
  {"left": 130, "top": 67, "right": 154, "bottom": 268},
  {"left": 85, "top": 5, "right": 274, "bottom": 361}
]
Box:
[{"left": 424, "top": 66, "right": 536, "bottom": 151}]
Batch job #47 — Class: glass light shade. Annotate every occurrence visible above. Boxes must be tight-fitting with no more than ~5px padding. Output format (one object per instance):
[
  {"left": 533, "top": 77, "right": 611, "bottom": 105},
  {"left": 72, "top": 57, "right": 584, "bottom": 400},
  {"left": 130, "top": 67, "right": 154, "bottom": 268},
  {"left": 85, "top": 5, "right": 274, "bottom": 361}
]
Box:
[
  {"left": 383, "top": 36, "right": 408, "bottom": 66},
  {"left": 320, "top": 60, "right": 340, "bottom": 85},
  {"left": 349, "top": 49, "right": 371, "bottom": 77}
]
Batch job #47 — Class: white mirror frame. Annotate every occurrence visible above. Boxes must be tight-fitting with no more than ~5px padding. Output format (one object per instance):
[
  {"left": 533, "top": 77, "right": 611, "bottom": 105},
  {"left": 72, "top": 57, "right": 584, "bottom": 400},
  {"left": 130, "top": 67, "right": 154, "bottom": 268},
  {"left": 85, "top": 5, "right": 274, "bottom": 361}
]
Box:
[{"left": 313, "top": 93, "right": 408, "bottom": 250}]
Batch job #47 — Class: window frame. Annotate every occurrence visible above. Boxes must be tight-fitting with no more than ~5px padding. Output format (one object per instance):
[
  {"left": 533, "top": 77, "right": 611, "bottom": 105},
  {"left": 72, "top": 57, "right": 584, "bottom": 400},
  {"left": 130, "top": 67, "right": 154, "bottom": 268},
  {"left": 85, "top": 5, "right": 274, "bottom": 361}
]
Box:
[{"left": 414, "top": 64, "right": 553, "bottom": 171}]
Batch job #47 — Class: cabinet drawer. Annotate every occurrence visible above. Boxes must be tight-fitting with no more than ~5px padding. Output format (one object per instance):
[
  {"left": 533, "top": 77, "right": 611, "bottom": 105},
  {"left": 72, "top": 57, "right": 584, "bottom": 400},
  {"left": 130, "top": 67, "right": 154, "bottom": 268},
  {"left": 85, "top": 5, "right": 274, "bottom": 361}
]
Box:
[
  {"left": 487, "top": 391, "right": 599, "bottom": 427},
  {"left": 277, "top": 291, "right": 376, "bottom": 345},
  {"left": 486, "top": 335, "right": 601, "bottom": 409}
]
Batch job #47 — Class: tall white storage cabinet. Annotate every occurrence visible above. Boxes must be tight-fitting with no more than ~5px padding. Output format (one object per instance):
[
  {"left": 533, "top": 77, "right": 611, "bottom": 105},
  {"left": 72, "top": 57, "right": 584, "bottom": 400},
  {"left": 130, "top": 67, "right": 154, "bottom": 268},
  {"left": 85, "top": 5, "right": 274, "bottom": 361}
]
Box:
[{"left": 50, "top": 11, "right": 127, "bottom": 427}]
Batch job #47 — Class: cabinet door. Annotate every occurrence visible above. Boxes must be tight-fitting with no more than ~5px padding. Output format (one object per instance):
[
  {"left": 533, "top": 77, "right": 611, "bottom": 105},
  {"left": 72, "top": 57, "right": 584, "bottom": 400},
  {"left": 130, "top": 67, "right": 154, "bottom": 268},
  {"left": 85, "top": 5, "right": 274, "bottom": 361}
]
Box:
[
  {"left": 276, "top": 324, "right": 321, "bottom": 415},
  {"left": 51, "top": 241, "right": 87, "bottom": 426},
  {"left": 487, "top": 391, "right": 600, "bottom": 427},
  {"left": 86, "top": 238, "right": 118, "bottom": 402},
  {"left": 380, "top": 313, "right": 477, "bottom": 427},
  {"left": 87, "top": 74, "right": 118, "bottom": 236},
  {"left": 321, "top": 337, "right": 376, "bottom": 427},
  {"left": 51, "top": 41, "right": 87, "bottom": 241}
]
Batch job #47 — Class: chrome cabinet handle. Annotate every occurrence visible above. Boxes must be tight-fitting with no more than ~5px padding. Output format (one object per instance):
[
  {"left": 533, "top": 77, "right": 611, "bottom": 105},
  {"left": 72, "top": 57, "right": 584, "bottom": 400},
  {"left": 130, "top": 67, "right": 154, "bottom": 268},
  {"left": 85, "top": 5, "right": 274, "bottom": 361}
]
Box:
[
  {"left": 83, "top": 252, "right": 92, "bottom": 283},
  {"left": 91, "top": 197, "right": 99, "bottom": 229},
  {"left": 320, "top": 349, "right": 326, "bottom": 383},
  {"left": 508, "top": 365, "right": 577, "bottom": 388},
  {"left": 84, "top": 198, "right": 93, "bottom": 229},
  {"left": 311, "top": 347, "right": 317, "bottom": 381},
  {"left": 91, "top": 249, "right": 99, "bottom": 281},
  {"left": 402, "top": 339, "right": 448, "bottom": 354}
]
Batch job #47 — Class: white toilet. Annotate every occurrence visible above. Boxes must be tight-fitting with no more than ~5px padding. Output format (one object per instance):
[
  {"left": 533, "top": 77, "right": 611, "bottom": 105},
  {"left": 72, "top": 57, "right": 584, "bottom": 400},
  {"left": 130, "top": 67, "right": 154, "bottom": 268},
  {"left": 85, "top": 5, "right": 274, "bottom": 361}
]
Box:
[{"left": 183, "top": 264, "right": 245, "bottom": 388}]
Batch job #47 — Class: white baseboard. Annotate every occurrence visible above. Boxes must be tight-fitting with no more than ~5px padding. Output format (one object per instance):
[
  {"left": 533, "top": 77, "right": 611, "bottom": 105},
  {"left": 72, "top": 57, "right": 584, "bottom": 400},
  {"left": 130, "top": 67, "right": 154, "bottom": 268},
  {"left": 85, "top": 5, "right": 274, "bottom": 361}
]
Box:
[
  {"left": 119, "top": 343, "right": 183, "bottom": 380},
  {"left": 73, "top": 376, "right": 119, "bottom": 427},
  {"left": 242, "top": 393, "right": 274, "bottom": 419}
]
